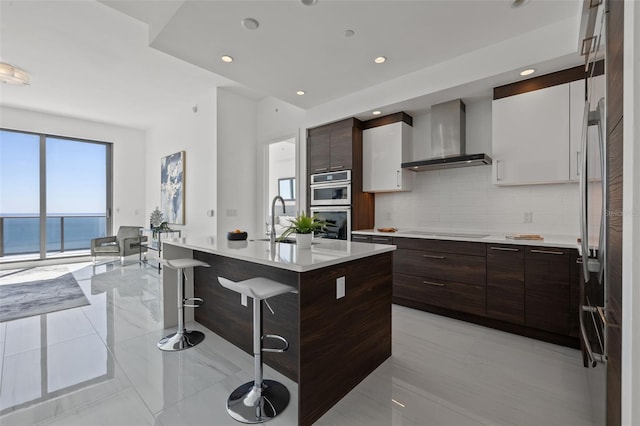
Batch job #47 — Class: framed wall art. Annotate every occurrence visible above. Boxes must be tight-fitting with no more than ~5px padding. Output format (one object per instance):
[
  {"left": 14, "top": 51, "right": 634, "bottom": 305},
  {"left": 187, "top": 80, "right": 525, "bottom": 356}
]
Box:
[{"left": 160, "top": 151, "right": 185, "bottom": 225}]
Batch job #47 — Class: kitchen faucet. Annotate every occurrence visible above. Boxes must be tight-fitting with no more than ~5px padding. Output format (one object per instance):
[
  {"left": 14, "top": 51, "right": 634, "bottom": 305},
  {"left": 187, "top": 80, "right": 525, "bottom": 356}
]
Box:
[{"left": 270, "top": 195, "right": 286, "bottom": 244}]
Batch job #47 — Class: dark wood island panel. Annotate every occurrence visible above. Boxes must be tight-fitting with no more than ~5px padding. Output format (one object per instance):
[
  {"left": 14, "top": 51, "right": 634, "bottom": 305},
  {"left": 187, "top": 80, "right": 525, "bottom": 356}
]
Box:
[{"left": 192, "top": 250, "right": 393, "bottom": 426}]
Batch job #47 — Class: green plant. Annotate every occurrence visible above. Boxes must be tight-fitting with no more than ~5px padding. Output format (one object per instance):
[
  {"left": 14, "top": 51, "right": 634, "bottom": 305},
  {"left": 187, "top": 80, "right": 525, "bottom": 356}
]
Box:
[{"left": 278, "top": 212, "right": 325, "bottom": 240}]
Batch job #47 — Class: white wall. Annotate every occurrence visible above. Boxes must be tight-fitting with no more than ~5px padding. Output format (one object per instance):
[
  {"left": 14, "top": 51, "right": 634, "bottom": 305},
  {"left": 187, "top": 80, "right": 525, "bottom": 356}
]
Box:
[
  {"left": 0, "top": 106, "right": 146, "bottom": 232},
  {"left": 216, "top": 88, "right": 258, "bottom": 237},
  {"left": 145, "top": 90, "right": 217, "bottom": 238}
]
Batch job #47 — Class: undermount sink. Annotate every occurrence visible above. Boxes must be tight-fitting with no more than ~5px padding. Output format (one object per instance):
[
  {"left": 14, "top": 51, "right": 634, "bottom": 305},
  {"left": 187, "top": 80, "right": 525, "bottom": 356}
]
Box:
[{"left": 398, "top": 230, "right": 489, "bottom": 239}]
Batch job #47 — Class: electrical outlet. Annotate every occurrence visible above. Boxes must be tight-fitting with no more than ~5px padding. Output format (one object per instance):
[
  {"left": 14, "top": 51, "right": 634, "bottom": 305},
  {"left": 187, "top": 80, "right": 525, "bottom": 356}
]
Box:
[
  {"left": 336, "top": 276, "right": 345, "bottom": 299},
  {"left": 523, "top": 211, "right": 533, "bottom": 223}
]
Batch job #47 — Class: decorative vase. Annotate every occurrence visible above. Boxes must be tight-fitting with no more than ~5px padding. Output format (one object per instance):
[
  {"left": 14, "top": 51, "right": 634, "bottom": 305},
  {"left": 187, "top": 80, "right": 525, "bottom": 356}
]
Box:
[{"left": 296, "top": 233, "right": 312, "bottom": 249}]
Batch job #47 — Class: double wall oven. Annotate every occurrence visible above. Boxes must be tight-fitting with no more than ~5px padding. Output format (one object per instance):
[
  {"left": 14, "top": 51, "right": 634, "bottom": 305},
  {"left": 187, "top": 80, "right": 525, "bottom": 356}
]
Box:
[{"left": 309, "top": 170, "right": 351, "bottom": 240}]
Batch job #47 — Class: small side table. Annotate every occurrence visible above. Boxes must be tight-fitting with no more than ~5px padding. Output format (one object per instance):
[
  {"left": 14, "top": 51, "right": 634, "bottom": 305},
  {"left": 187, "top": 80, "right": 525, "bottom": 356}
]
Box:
[{"left": 138, "top": 228, "right": 182, "bottom": 273}]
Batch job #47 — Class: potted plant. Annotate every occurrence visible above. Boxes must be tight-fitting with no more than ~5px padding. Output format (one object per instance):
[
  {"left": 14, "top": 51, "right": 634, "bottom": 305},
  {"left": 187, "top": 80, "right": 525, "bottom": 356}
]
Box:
[
  {"left": 150, "top": 207, "right": 163, "bottom": 230},
  {"left": 278, "top": 212, "right": 325, "bottom": 249}
]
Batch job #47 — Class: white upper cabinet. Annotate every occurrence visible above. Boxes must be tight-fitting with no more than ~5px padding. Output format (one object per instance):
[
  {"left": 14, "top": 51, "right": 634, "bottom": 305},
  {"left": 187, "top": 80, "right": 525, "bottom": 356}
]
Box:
[
  {"left": 363, "top": 121, "right": 413, "bottom": 192},
  {"left": 492, "top": 83, "right": 571, "bottom": 185},
  {"left": 569, "top": 74, "right": 605, "bottom": 182}
]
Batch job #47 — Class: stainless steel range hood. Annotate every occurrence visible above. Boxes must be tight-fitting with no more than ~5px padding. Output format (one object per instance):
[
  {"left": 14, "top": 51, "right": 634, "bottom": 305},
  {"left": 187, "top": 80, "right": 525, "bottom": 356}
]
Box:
[{"left": 402, "top": 99, "right": 492, "bottom": 171}]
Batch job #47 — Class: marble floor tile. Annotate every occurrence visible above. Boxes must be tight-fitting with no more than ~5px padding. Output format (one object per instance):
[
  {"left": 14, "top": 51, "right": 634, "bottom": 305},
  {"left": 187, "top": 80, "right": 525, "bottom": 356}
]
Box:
[
  {"left": 37, "top": 388, "right": 156, "bottom": 426},
  {"left": 0, "top": 262, "right": 596, "bottom": 426}
]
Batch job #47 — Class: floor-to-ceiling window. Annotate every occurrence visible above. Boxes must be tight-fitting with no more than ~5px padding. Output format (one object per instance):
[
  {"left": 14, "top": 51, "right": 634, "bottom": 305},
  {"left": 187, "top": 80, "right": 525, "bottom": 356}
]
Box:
[{"left": 0, "top": 129, "right": 112, "bottom": 261}]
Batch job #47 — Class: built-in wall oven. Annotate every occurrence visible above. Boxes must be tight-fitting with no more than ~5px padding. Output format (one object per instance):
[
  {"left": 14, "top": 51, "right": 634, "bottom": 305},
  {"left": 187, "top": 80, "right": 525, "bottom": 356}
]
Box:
[
  {"left": 310, "top": 170, "right": 351, "bottom": 240},
  {"left": 310, "top": 170, "right": 351, "bottom": 206},
  {"left": 310, "top": 206, "right": 351, "bottom": 240}
]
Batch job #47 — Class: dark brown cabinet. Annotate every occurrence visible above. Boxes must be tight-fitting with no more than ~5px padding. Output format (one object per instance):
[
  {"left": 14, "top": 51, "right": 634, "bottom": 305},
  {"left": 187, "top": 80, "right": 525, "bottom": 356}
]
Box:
[
  {"left": 524, "top": 246, "right": 571, "bottom": 335},
  {"left": 307, "top": 118, "right": 375, "bottom": 231},
  {"left": 390, "top": 237, "right": 579, "bottom": 348},
  {"left": 486, "top": 245, "right": 525, "bottom": 324},
  {"left": 392, "top": 238, "right": 486, "bottom": 316},
  {"left": 307, "top": 119, "right": 354, "bottom": 173}
]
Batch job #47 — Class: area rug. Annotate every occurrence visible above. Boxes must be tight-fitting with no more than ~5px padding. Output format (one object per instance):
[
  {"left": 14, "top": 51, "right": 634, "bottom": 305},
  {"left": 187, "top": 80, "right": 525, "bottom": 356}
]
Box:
[{"left": 0, "top": 272, "right": 90, "bottom": 322}]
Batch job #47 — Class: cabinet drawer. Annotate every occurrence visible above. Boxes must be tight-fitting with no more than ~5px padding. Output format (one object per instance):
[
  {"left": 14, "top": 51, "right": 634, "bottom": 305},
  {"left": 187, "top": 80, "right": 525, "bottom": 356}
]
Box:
[
  {"left": 393, "top": 273, "right": 486, "bottom": 316},
  {"left": 351, "top": 234, "right": 371, "bottom": 243},
  {"left": 393, "top": 237, "right": 485, "bottom": 257},
  {"left": 394, "top": 248, "right": 486, "bottom": 285},
  {"left": 371, "top": 236, "right": 393, "bottom": 245}
]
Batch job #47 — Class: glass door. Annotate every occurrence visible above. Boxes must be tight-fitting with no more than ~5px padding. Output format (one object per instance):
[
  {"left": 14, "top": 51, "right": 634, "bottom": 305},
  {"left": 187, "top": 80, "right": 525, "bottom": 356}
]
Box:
[{"left": 0, "top": 129, "right": 112, "bottom": 262}]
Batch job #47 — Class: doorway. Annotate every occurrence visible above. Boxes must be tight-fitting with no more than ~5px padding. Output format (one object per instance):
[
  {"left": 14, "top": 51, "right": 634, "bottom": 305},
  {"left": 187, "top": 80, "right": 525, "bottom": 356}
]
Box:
[{"left": 264, "top": 137, "right": 297, "bottom": 236}]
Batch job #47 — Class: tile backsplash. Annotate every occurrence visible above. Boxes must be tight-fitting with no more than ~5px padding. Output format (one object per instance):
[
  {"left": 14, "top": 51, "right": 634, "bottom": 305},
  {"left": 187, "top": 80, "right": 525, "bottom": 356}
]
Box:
[{"left": 374, "top": 166, "right": 580, "bottom": 236}]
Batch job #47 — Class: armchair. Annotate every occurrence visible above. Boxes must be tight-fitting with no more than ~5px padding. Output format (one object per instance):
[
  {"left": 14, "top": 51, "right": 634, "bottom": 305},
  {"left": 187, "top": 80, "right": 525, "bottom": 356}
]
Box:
[{"left": 91, "top": 226, "right": 147, "bottom": 266}]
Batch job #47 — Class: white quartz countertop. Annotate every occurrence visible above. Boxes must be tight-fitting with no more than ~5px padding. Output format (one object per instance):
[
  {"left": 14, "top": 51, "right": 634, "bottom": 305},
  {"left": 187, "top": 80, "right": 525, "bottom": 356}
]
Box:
[
  {"left": 163, "top": 237, "right": 396, "bottom": 272},
  {"left": 352, "top": 228, "right": 580, "bottom": 249}
]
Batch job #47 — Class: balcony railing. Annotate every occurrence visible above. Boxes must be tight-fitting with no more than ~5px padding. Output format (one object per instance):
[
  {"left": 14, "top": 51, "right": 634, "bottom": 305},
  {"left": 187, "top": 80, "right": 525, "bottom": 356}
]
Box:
[{"left": 0, "top": 215, "right": 107, "bottom": 257}]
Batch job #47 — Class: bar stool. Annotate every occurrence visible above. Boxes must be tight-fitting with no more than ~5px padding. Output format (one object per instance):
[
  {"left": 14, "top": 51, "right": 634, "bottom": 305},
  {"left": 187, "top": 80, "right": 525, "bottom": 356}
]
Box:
[
  {"left": 218, "top": 276, "right": 295, "bottom": 424},
  {"left": 158, "top": 258, "right": 210, "bottom": 351}
]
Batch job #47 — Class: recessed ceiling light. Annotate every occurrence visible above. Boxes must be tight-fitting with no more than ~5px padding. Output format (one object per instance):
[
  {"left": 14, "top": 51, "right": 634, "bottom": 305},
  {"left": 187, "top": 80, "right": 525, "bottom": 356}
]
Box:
[
  {"left": 372, "top": 110, "right": 382, "bottom": 115},
  {"left": 301, "top": 0, "right": 317, "bottom": 5},
  {"left": 221, "top": 55, "right": 234, "bottom": 63},
  {"left": 520, "top": 68, "right": 535, "bottom": 76},
  {"left": 296, "top": 90, "right": 305, "bottom": 96},
  {"left": 511, "top": 0, "right": 530, "bottom": 7},
  {"left": 241, "top": 18, "right": 259, "bottom": 30},
  {"left": 374, "top": 56, "right": 387, "bottom": 64},
  {"left": 344, "top": 29, "right": 355, "bottom": 37}
]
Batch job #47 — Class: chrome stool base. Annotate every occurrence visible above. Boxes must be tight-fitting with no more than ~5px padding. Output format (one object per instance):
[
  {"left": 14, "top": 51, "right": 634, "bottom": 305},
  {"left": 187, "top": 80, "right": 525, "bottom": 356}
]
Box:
[
  {"left": 226, "top": 380, "right": 290, "bottom": 424},
  {"left": 157, "top": 330, "right": 205, "bottom": 351}
]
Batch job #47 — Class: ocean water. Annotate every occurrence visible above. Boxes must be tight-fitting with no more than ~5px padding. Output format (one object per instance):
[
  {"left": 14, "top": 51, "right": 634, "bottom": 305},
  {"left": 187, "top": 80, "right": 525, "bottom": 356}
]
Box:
[{"left": 1, "top": 215, "right": 106, "bottom": 255}]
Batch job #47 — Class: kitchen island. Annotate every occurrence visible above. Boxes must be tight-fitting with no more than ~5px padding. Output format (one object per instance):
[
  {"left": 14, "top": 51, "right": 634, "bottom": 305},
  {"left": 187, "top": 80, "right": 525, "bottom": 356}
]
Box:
[{"left": 162, "top": 237, "right": 395, "bottom": 426}]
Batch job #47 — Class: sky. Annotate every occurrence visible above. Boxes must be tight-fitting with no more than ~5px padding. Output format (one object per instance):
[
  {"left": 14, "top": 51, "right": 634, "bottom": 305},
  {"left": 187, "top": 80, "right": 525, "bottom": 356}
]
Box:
[{"left": 0, "top": 130, "right": 107, "bottom": 215}]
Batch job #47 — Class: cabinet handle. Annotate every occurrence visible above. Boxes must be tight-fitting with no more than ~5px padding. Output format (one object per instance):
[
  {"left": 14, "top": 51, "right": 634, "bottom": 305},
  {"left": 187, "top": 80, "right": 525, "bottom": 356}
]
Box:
[
  {"left": 423, "top": 254, "right": 445, "bottom": 259},
  {"left": 372, "top": 237, "right": 389, "bottom": 243},
  {"left": 396, "top": 170, "right": 400, "bottom": 187},
  {"left": 576, "top": 151, "right": 581, "bottom": 176},
  {"left": 314, "top": 167, "right": 328, "bottom": 172},
  {"left": 530, "top": 249, "right": 564, "bottom": 255},
  {"left": 424, "top": 280, "right": 445, "bottom": 287},
  {"left": 490, "top": 246, "right": 519, "bottom": 252},
  {"left": 330, "top": 165, "right": 343, "bottom": 169},
  {"left": 495, "top": 160, "right": 501, "bottom": 181}
]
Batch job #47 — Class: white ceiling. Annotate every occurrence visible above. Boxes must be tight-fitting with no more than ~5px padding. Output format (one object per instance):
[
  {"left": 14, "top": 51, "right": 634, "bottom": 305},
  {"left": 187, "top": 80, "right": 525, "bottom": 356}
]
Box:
[{"left": 0, "top": 0, "right": 582, "bottom": 130}]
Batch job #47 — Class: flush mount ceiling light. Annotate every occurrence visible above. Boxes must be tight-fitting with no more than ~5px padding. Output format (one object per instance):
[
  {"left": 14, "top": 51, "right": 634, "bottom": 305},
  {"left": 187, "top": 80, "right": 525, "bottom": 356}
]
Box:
[
  {"left": 374, "top": 56, "right": 387, "bottom": 64},
  {"left": 221, "top": 55, "right": 234, "bottom": 63},
  {"left": 520, "top": 68, "right": 535, "bottom": 76},
  {"left": 372, "top": 110, "right": 382, "bottom": 115},
  {"left": 301, "top": 0, "right": 317, "bottom": 5},
  {"left": 241, "top": 18, "right": 260, "bottom": 30},
  {"left": 0, "top": 62, "right": 30, "bottom": 85},
  {"left": 296, "top": 90, "right": 305, "bottom": 96}
]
